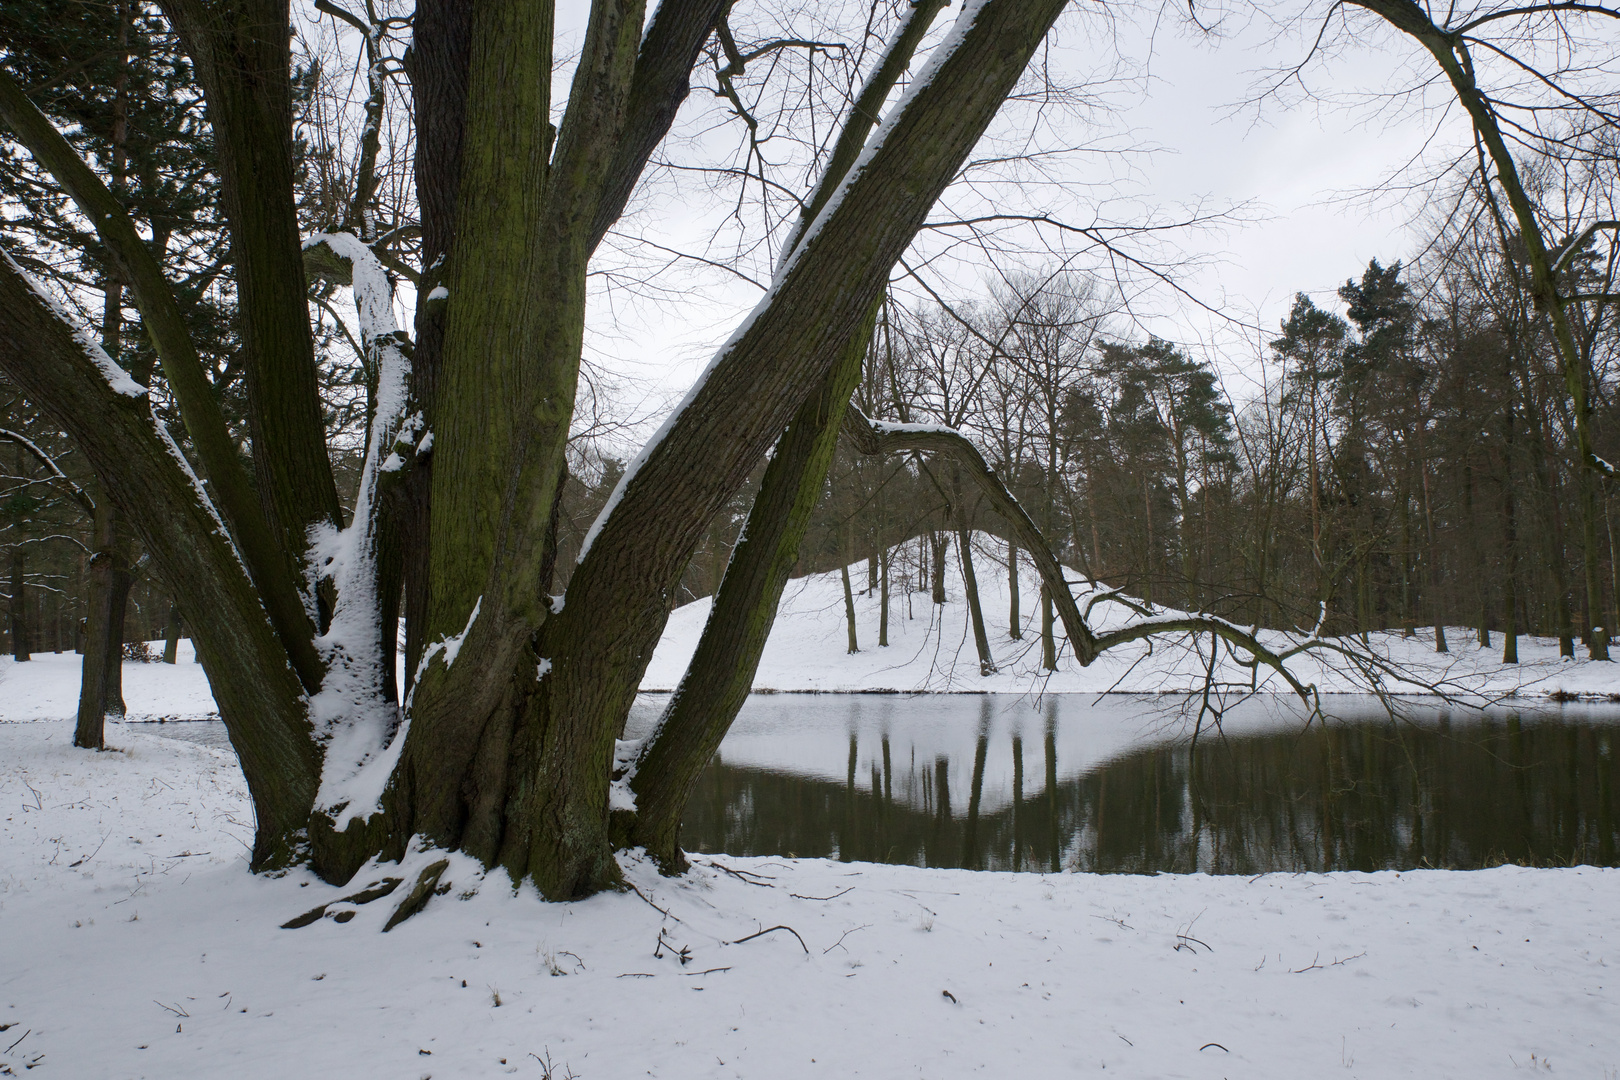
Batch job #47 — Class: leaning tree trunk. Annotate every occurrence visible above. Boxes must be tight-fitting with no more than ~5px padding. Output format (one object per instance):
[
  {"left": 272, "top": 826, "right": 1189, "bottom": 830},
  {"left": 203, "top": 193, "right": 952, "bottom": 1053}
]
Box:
[
  {"left": 626, "top": 313, "right": 877, "bottom": 869},
  {"left": 956, "top": 524, "right": 996, "bottom": 675},
  {"left": 0, "top": 252, "right": 318, "bottom": 869}
]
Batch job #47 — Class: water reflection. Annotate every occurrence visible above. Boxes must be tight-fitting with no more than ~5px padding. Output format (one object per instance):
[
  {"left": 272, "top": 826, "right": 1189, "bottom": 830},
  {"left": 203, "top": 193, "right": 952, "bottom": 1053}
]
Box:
[
  {"left": 676, "top": 696, "right": 1620, "bottom": 874},
  {"left": 139, "top": 694, "right": 1620, "bottom": 873}
]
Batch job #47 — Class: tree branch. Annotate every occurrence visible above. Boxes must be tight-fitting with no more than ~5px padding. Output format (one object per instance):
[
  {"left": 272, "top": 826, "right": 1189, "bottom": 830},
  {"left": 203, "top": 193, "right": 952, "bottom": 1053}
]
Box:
[
  {"left": 0, "top": 428, "right": 95, "bottom": 516},
  {"left": 0, "top": 61, "right": 323, "bottom": 692}
]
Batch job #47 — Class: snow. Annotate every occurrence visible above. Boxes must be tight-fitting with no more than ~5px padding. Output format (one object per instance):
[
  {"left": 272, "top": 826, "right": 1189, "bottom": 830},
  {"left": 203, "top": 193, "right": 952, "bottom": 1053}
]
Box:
[
  {"left": 1, "top": 718, "right": 1616, "bottom": 1078},
  {"left": 300, "top": 231, "right": 416, "bottom": 825},
  {"left": 642, "top": 533, "right": 1620, "bottom": 700},
  {"left": 0, "top": 644, "right": 215, "bottom": 721}
]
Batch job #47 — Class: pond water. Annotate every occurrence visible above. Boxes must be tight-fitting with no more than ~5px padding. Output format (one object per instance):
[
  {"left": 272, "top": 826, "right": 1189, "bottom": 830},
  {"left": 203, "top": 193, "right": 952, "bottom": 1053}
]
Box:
[{"left": 147, "top": 693, "right": 1620, "bottom": 874}]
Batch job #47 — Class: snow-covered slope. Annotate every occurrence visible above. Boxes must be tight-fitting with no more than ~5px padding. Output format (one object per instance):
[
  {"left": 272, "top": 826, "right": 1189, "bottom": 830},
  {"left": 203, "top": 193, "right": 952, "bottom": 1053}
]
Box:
[
  {"left": 5, "top": 533, "right": 1619, "bottom": 728},
  {"left": 644, "top": 533, "right": 1620, "bottom": 699}
]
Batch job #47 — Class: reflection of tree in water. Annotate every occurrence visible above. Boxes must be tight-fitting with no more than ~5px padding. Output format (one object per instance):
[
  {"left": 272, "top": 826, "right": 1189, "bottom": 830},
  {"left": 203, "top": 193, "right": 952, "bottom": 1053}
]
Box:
[{"left": 681, "top": 717, "right": 1619, "bottom": 873}]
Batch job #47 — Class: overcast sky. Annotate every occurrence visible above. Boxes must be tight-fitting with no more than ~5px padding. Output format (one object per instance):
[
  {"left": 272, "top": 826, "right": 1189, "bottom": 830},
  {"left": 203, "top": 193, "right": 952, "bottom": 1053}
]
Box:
[{"left": 566, "top": 0, "right": 1467, "bottom": 411}]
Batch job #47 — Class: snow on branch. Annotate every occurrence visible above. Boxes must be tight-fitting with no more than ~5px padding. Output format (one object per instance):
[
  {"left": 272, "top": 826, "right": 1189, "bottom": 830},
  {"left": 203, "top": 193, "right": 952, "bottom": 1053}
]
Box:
[
  {"left": 302, "top": 231, "right": 420, "bottom": 827},
  {"left": 0, "top": 250, "right": 146, "bottom": 399}
]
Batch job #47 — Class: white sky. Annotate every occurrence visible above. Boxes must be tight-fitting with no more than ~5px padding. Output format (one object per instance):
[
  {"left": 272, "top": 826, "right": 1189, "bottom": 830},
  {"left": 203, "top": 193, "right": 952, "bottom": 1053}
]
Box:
[{"left": 560, "top": 1, "right": 1474, "bottom": 414}]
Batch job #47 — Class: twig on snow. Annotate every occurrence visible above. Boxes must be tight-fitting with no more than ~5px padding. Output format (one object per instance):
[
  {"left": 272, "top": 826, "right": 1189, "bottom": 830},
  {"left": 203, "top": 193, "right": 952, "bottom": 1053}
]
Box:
[
  {"left": 823, "top": 924, "right": 871, "bottom": 954},
  {"left": 627, "top": 880, "right": 681, "bottom": 922},
  {"left": 729, "top": 925, "right": 809, "bottom": 954},
  {"left": 792, "top": 887, "right": 855, "bottom": 901}
]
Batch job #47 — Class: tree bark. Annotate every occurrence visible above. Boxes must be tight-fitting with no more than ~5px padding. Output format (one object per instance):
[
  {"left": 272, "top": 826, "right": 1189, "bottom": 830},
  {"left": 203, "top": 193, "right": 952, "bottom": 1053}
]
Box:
[
  {"left": 163, "top": 602, "right": 182, "bottom": 664},
  {"left": 626, "top": 311, "right": 876, "bottom": 869},
  {"left": 0, "top": 252, "right": 317, "bottom": 869},
  {"left": 75, "top": 495, "right": 133, "bottom": 749},
  {"left": 8, "top": 548, "right": 28, "bottom": 662},
  {"left": 957, "top": 526, "right": 995, "bottom": 675},
  {"left": 878, "top": 542, "right": 890, "bottom": 647},
  {"left": 161, "top": 0, "right": 343, "bottom": 568},
  {"left": 841, "top": 527, "right": 860, "bottom": 654},
  {"left": 1008, "top": 540, "right": 1022, "bottom": 639}
]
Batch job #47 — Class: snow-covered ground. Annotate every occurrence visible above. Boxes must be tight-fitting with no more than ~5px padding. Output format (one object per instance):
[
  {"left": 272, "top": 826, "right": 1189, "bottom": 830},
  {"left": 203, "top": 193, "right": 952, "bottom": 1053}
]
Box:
[
  {"left": 648, "top": 536, "right": 1620, "bottom": 699},
  {"left": 2, "top": 719, "right": 1615, "bottom": 1078},
  {"left": 7, "top": 536, "right": 1618, "bottom": 729},
  {"left": 0, "top": 640, "right": 215, "bottom": 722}
]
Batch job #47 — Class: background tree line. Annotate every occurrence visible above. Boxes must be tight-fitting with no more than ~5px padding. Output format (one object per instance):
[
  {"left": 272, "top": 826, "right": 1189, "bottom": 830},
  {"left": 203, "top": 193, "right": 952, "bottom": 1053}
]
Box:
[{"left": 558, "top": 156, "right": 1620, "bottom": 673}]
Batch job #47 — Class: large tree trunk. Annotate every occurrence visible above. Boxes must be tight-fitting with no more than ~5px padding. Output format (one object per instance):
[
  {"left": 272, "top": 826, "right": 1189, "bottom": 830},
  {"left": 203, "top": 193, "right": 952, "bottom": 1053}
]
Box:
[
  {"left": 164, "top": 0, "right": 343, "bottom": 569},
  {"left": 5, "top": 0, "right": 1078, "bottom": 900}
]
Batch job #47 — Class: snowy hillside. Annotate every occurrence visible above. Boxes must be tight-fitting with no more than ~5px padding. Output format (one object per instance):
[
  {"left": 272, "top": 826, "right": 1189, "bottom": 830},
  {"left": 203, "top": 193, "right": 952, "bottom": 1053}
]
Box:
[
  {"left": 5, "top": 532, "right": 1620, "bottom": 726},
  {"left": 645, "top": 532, "right": 1620, "bottom": 700}
]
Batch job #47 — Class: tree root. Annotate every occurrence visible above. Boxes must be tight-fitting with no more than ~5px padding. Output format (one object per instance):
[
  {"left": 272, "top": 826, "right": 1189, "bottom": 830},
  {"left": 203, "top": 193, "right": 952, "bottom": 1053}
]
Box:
[
  {"left": 281, "top": 875, "right": 403, "bottom": 929},
  {"left": 383, "top": 858, "right": 451, "bottom": 931}
]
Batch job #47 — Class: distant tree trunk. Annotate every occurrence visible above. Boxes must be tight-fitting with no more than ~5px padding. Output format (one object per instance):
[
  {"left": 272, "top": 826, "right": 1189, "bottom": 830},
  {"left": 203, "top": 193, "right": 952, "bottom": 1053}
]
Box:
[
  {"left": 841, "top": 539, "right": 859, "bottom": 654},
  {"left": 867, "top": 552, "right": 877, "bottom": 596},
  {"left": 1040, "top": 584, "right": 1056, "bottom": 671},
  {"left": 878, "top": 543, "right": 890, "bottom": 647},
  {"left": 1399, "top": 488, "right": 1414, "bottom": 635},
  {"left": 1418, "top": 435, "right": 1447, "bottom": 653},
  {"left": 957, "top": 527, "right": 995, "bottom": 675},
  {"left": 162, "top": 603, "right": 182, "bottom": 664},
  {"left": 1502, "top": 484, "right": 1519, "bottom": 664},
  {"left": 1534, "top": 417, "right": 1576, "bottom": 656},
  {"left": 929, "top": 530, "right": 948, "bottom": 604},
  {"left": 9, "top": 549, "right": 29, "bottom": 662},
  {"left": 1007, "top": 540, "right": 1021, "bottom": 639},
  {"left": 1467, "top": 467, "right": 1490, "bottom": 649},
  {"left": 77, "top": 494, "right": 134, "bottom": 748},
  {"left": 1142, "top": 475, "right": 1155, "bottom": 607}
]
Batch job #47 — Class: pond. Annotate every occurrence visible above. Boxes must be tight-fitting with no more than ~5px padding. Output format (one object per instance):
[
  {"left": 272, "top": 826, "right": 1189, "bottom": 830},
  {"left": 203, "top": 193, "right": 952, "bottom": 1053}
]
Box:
[{"left": 148, "top": 693, "right": 1620, "bottom": 874}]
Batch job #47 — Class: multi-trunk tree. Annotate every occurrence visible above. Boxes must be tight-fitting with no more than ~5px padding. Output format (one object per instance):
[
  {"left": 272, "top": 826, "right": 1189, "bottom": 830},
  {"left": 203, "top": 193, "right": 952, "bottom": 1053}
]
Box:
[{"left": 0, "top": 0, "right": 1549, "bottom": 911}]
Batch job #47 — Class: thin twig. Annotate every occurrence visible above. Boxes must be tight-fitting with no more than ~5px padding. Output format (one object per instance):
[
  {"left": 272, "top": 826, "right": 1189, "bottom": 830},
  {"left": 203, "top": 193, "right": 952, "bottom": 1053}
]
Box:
[{"left": 729, "top": 925, "right": 809, "bottom": 954}]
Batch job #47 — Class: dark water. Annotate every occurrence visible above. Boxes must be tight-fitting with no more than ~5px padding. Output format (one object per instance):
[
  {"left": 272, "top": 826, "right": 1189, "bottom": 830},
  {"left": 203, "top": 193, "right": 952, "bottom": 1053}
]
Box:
[
  {"left": 145, "top": 694, "right": 1620, "bottom": 874},
  {"left": 651, "top": 694, "right": 1620, "bottom": 874}
]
